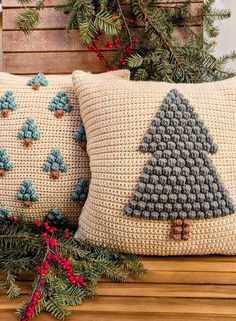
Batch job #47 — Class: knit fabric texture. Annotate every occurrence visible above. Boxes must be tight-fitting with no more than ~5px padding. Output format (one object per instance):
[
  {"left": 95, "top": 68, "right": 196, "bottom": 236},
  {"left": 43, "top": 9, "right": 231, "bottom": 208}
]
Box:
[
  {"left": 0, "top": 71, "right": 129, "bottom": 225},
  {"left": 73, "top": 70, "right": 236, "bottom": 255}
]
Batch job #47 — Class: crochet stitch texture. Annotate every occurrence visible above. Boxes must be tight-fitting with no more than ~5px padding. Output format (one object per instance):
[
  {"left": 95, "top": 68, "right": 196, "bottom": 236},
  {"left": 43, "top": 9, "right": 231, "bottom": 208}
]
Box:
[{"left": 73, "top": 70, "right": 236, "bottom": 256}]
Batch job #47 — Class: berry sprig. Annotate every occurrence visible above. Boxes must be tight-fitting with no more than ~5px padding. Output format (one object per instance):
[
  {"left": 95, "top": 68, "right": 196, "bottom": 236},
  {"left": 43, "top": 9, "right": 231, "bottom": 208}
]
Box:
[
  {"left": 19, "top": 220, "right": 86, "bottom": 321},
  {"left": 87, "top": 22, "right": 139, "bottom": 72}
]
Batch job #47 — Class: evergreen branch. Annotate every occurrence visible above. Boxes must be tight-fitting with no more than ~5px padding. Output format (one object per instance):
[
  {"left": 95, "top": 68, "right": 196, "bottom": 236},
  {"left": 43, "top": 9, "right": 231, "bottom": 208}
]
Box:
[{"left": 16, "top": 8, "right": 40, "bottom": 34}]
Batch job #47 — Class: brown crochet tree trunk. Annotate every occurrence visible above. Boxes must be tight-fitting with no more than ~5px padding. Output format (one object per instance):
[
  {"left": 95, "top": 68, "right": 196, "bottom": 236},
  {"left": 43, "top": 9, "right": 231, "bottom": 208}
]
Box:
[
  {"left": 55, "top": 110, "right": 65, "bottom": 118},
  {"left": 170, "top": 219, "right": 191, "bottom": 241},
  {"left": 32, "top": 83, "right": 41, "bottom": 90},
  {"left": 50, "top": 170, "right": 60, "bottom": 179},
  {"left": 0, "top": 169, "right": 6, "bottom": 177},
  {"left": 1, "top": 109, "right": 9, "bottom": 118},
  {"left": 23, "top": 138, "right": 33, "bottom": 147},
  {"left": 23, "top": 200, "right": 32, "bottom": 207},
  {"left": 79, "top": 141, "right": 87, "bottom": 151}
]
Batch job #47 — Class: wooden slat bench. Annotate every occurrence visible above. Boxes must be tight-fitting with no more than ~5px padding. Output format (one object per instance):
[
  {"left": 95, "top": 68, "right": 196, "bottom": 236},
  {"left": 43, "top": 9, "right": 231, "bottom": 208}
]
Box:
[
  {"left": 1, "top": 256, "right": 236, "bottom": 320},
  {"left": 2, "top": 1, "right": 236, "bottom": 320}
]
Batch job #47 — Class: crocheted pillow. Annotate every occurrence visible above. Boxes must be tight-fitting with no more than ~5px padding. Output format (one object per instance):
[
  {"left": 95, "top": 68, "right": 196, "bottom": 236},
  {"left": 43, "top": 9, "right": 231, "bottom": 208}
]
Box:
[
  {"left": 0, "top": 71, "right": 129, "bottom": 226},
  {"left": 73, "top": 70, "right": 236, "bottom": 255}
]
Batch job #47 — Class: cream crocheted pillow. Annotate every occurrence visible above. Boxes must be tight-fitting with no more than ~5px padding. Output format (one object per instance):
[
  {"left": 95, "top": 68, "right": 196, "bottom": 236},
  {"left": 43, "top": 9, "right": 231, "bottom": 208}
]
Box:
[
  {"left": 73, "top": 70, "right": 236, "bottom": 255},
  {"left": 0, "top": 71, "right": 129, "bottom": 226}
]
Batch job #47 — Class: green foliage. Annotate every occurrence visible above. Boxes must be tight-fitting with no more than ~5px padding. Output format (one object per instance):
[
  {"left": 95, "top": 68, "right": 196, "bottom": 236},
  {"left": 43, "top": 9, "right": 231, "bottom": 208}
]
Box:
[
  {"left": 0, "top": 219, "right": 145, "bottom": 320},
  {"left": 18, "top": 117, "right": 41, "bottom": 141},
  {"left": 16, "top": 8, "right": 40, "bottom": 35},
  {"left": 15, "top": 0, "right": 235, "bottom": 82}
]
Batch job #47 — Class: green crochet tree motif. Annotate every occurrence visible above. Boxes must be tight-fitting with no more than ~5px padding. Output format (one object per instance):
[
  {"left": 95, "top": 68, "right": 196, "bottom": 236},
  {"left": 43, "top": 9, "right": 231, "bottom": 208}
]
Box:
[
  {"left": 73, "top": 124, "right": 87, "bottom": 150},
  {"left": 17, "top": 179, "right": 39, "bottom": 207},
  {"left": 48, "top": 91, "right": 72, "bottom": 118},
  {"left": 0, "top": 207, "right": 14, "bottom": 223},
  {"left": 0, "top": 91, "right": 17, "bottom": 118},
  {"left": 71, "top": 178, "right": 89, "bottom": 202},
  {"left": 27, "top": 73, "right": 48, "bottom": 90},
  {"left": 45, "top": 208, "right": 67, "bottom": 228},
  {"left": 18, "top": 117, "right": 41, "bottom": 148},
  {"left": 44, "top": 148, "right": 68, "bottom": 179},
  {"left": 0, "top": 148, "right": 13, "bottom": 177}
]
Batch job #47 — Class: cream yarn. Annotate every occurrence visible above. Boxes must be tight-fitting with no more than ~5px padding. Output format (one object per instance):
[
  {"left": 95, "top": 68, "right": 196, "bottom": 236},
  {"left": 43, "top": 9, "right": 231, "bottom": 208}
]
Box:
[{"left": 73, "top": 70, "right": 236, "bottom": 255}]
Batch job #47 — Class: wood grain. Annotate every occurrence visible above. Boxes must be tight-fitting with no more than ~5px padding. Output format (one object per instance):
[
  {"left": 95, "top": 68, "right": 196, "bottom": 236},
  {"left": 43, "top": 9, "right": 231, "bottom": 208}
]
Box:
[
  {"left": 3, "top": 4, "right": 202, "bottom": 30},
  {"left": 3, "top": 52, "right": 115, "bottom": 74},
  {"left": 1, "top": 255, "right": 236, "bottom": 320}
]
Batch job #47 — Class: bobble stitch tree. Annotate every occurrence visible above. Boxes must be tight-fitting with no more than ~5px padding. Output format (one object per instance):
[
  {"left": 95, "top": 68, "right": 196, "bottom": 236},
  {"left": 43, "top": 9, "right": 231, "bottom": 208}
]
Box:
[
  {"left": 18, "top": 117, "right": 41, "bottom": 147},
  {"left": 27, "top": 73, "right": 48, "bottom": 90},
  {"left": 48, "top": 91, "right": 72, "bottom": 119},
  {"left": 45, "top": 208, "right": 67, "bottom": 228},
  {"left": 0, "top": 148, "right": 13, "bottom": 177},
  {"left": 0, "top": 207, "right": 14, "bottom": 223},
  {"left": 17, "top": 179, "right": 39, "bottom": 207},
  {"left": 71, "top": 178, "right": 89, "bottom": 203},
  {"left": 0, "top": 91, "right": 17, "bottom": 118},
  {"left": 43, "top": 148, "right": 68, "bottom": 179},
  {"left": 73, "top": 124, "right": 87, "bottom": 150}
]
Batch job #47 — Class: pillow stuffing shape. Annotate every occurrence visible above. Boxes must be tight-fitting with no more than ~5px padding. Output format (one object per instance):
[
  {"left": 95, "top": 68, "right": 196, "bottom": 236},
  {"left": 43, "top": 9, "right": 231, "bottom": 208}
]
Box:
[
  {"left": 73, "top": 70, "right": 236, "bottom": 255},
  {"left": 0, "top": 71, "right": 129, "bottom": 225}
]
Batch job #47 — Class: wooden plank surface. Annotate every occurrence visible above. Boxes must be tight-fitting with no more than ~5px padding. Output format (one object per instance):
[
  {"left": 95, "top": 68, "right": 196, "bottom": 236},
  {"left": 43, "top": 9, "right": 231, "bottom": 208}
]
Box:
[
  {"left": 2, "top": 0, "right": 203, "bottom": 74},
  {"left": 1, "top": 256, "right": 236, "bottom": 321},
  {"left": 2, "top": 52, "right": 115, "bottom": 74}
]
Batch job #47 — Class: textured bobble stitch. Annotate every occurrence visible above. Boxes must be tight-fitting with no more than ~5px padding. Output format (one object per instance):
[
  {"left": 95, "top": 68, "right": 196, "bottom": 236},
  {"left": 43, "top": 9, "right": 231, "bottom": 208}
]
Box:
[
  {"left": 48, "top": 91, "right": 72, "bottom": 118},
  {"left": 0, "top": 148, "right": 13, "bottom": 177},
  {"left": 43, "top": 148, "right": 68, "bottom": 179},
  {"left": 0, "top": 91, "right": 17, "bottom": 118},
  {"left": 125, "top": 89, "right": 235, "bottom": 220},
  {"left": 17, "top": 179, "right": 39, "bottom": 207}
]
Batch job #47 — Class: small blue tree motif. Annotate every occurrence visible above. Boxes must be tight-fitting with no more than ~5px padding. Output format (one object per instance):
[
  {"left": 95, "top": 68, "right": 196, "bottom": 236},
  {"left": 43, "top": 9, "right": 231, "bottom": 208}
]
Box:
[
  {"left": 71, "top": 178, "right": 89, "bottom": 202},
  {"left": 18, "top": 117, "right": 41, "bottom": 147},
  {"left": 45, "top": 208, "right": 67, "bottom": 228},
  {"left": 0, "top": 207, "right": 14, "bottom": 223},
  {"left": 48, "top": 91, "right": 73, "bottom": 118},
  {"left": 0, "top": 148, "right": 13, "bottom": 177},
  {"left": 27, "top": 73, "right": 48, "bottom": 90},
  {"left": 44, "top": 148, "right": 68, "bottom": 179},
  {"left": 17, "top": 179, "right": 39, "bottom": 207},
  {"left": 0, "top": 91, "right": 17, "bottom": 118},
  {"left": 73, "top": 124, "right": 87, "bottom": 150}
]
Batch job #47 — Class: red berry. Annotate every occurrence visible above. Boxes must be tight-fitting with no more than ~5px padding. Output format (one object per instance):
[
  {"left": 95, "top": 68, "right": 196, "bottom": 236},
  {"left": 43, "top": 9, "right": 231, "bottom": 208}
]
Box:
[
  {"left": 39, "top": 279, "right": 46, "bottom": 285},
  {"left": 42, "top": 232, "right": 48, "bottom": 238}
]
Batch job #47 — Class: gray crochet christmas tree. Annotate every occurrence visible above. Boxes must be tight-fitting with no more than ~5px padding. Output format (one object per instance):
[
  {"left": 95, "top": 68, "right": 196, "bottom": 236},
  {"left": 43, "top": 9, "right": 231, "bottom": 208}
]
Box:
[{"left": 124, "top": 89, "right": 235, "bottom": 241}]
